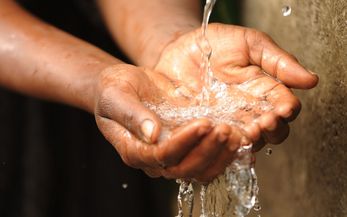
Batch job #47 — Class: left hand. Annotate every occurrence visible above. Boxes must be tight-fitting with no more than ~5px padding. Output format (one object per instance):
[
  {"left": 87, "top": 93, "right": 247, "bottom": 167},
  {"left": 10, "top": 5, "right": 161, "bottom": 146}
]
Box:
[
  {"left": 153, "top": 23, "right": 319, "bottom": 150},
  {"left": 94, "top": 64, "right": 248, "bottom": 182}
]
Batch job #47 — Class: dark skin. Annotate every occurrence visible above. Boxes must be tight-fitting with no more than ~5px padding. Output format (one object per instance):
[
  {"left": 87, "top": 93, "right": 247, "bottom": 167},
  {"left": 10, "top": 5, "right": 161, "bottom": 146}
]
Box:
[
  {"left": 154, "top": 24, "right": 316, "bottom": 147},
  {"left": 0, "top": 0, "right": 318, "bottom": 182}
]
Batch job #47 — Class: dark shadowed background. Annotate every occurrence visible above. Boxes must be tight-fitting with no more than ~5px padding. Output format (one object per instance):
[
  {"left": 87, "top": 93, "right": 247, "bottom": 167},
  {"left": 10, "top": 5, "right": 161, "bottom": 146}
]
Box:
[
  {"left": 241, "top": 0, "right": 347, "bottom": 217},
  {"left": 0, "top": 1, "right": 177, "bottom": 217},
  {"left": 3, "top": 0, "right": 345, "bottom": 217}
]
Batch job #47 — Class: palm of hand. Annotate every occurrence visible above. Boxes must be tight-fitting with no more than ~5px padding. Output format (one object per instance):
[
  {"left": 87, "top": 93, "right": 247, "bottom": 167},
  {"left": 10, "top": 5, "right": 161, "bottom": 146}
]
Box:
[
  {"left": 154, "top": 24, "right": 316, "bottom": 147},
  {"left": 96, "top": 24, "right": 317, "bottom": 182},
  {"left": 95, "top": 64, "right": 248, "bottom": 182}
]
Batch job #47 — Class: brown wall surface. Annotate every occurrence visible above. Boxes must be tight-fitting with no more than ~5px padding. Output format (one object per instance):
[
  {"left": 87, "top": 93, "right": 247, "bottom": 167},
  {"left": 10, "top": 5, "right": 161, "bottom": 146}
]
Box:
[{"left": 241, "top": 0, "right": 347, "bottom": 217}]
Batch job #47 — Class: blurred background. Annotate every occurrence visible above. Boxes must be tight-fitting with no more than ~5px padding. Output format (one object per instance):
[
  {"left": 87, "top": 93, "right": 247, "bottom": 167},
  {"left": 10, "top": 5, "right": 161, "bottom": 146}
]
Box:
[
  {"left": 1, "top": 0, "right": 346, "bottom": 217},
  {"left": 239, "top": 0, "right": 347, "bottom": 216}
]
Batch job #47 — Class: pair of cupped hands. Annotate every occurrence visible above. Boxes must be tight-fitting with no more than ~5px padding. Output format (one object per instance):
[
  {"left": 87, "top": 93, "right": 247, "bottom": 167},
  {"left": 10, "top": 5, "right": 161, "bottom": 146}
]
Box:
[{"left": 94, "top": 24, "right": 318, "bottom": 182}]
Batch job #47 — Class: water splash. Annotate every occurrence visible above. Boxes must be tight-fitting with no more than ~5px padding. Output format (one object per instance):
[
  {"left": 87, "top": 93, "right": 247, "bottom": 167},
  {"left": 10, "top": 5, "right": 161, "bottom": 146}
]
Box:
[
  {"left": 122, "top": 183, "right": 128, "bottom": 189},
  {"left": 194, "top": 145, "right": 258, "bottom": 217},
  {"left": 282, "top": 5, "right": 292, "bottom": 17},
  {"left": 144, "top": 83, "right": 270, "bottom": 216},
  {"left": 265, "top": 148, "right": 273, "bottom": 156},
  {"left": 226, "top": 145, "right": 258, "bottom": 217},
  {"left": 144, "top": 0, "right": 271, "bottom": 216},
  {"left": 176, "top": 180, "right": 195, "bottom": 217},
  {"left": 253, "top": 197, "right": 262, "bottom": 212},
  {"left": 200, "top": 185, "right": 208, "bottom": 217},
  {"left": 144, "top": 80, "right": 273, "bottom": 132}
]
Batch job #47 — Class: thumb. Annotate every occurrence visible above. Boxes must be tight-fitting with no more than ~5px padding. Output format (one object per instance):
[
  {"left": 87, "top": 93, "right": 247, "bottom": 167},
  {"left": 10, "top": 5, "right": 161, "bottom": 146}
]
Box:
[
  {"left": 96, "top": 84, "right": 161, "bottom": 144},
  {"left": 248, "top": 31, "right": 319, "bottom": 89}
]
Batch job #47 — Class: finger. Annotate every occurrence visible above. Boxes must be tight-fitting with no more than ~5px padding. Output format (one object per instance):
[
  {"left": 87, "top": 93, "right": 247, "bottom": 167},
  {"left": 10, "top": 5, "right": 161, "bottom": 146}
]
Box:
[
  {"left": 256, "top": 113, "right": 290, "bottom": 144},
  {"left": 98, "top": 113, "right": 215, "bottom": 170},
  {"left": 95, "top": 116, "right": 151, "bottom": 169},
  {"left": 142, "top": 68, "right": 189, "bottom": 100},
  {"left": 194, "top": 147, "right": 231, "bottom": 183},
  {"left": 144, "top": 168, "right": 162, "bottom": 178},
  {"left": 266, "top": 84, "right": 302, "bottom": 122},
  {"left": 243, "top": 121, "right": 262, "bottom": 143},
  {"left": 238, "top": 75, "right": 301, "bottom": 123},
  {"left": 251, "top": 137, "right": 266, "bottom": 152},
  {"left": 161, "top": 124, "right": 230, "bottom": 179},
  {"left": 96, "top": 83, "right": 162, "bottom": 144},
  {"left": 155, "top": 118, "right": 213, "bottom": 167},
  {"left": 194, "top": 127, "right": 246, "bottom": 183},
  {"left": 246, "top": 29, "right": 319, "bottom": 89}
]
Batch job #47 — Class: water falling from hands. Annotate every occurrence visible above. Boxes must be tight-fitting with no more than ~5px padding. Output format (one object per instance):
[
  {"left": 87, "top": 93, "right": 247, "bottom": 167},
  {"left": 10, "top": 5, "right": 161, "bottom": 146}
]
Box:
[{"left": 144, "top": 0, "right": 265, "bottom": 216}]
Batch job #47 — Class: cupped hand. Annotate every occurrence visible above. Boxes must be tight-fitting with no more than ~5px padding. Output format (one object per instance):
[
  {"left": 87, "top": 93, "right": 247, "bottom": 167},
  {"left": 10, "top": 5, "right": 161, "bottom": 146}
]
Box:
[
  {"left": 154, "top": 23, "right": 319, "bottom": 149},
  {"left": 94, "top": 64, "right": 248, "bottom": 182}
]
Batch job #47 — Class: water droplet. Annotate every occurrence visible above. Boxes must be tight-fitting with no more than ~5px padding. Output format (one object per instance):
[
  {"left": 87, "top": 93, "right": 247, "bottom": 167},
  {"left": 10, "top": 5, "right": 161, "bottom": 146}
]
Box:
[
  {"left": 265, "top": 148, "right": 273, "bottom": 156},
  {"left": 254, "top": 204, "right": 262, "bottom": 211},
  {"left": 257, "top": 215, "right": 261, "bottom": 217},
  {"left": 122, "top": 183, "right": 128, "bottom": 189},
  {"left": 122, "top": 130, "right": 132, "bottom": 139},
  {"left": 282, "top": 5, "right": 292, "bottom": 17}
]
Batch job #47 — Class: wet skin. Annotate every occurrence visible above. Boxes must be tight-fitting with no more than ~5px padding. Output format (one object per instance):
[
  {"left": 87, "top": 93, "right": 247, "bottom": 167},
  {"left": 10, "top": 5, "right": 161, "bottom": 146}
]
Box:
[
  {"left": 95, "top": 25, "right": 319, "bottom": 183},
  {"left": 154, "top": 24, "right": 319, "bottom": 148},
  {"left": 0, "top": 0, "right": 318, "bottom": 183},
  {"left": 97, "top": 0, "right": 318, "bottom": 182}
]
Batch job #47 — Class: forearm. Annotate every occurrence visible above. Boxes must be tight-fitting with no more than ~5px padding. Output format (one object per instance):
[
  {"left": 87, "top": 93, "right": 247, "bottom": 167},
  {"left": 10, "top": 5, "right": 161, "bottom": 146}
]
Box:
[
  {"left": 97, "top": 0, "right": 201, "bottom": 67},
  {"left": 0, "top": 0, "right": 121, "bottom": 113}
]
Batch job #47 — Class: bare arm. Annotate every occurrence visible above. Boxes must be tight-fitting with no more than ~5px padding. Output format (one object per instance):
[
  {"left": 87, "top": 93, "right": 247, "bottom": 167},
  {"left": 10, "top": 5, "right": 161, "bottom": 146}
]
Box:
[
  {"left": 0, "top": 1, "right": 242, "bottom": 182},
  {"left": 0, "top": 0, "right": 120, "bottom": 112},
  {"left": 97, "top": 0, "right": 202, "bottom": 67}
]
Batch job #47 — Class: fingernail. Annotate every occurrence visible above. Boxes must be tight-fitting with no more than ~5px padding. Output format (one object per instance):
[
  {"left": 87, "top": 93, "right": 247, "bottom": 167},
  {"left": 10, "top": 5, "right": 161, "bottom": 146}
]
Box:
[{"left": 141, "top": 119, "right": 155, "bottom": 142}]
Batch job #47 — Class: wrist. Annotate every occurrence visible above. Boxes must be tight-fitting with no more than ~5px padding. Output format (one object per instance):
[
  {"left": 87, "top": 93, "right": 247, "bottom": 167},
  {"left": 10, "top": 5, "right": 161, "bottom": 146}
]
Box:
[
  {"left": 76, "top": 61, "right": 116, "bottom": 114},
  {"left": 97, "top": 0, "right": 202, "bottom": 68}
]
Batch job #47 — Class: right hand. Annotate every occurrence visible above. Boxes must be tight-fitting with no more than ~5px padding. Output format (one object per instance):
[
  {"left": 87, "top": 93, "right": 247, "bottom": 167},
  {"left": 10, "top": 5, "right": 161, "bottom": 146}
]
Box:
[
  {"left": 93, "top": 64, "right": 248, "bottom": 182},
  {"left": 153, "top": 24, "right": 319, "bottom": 150}
]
